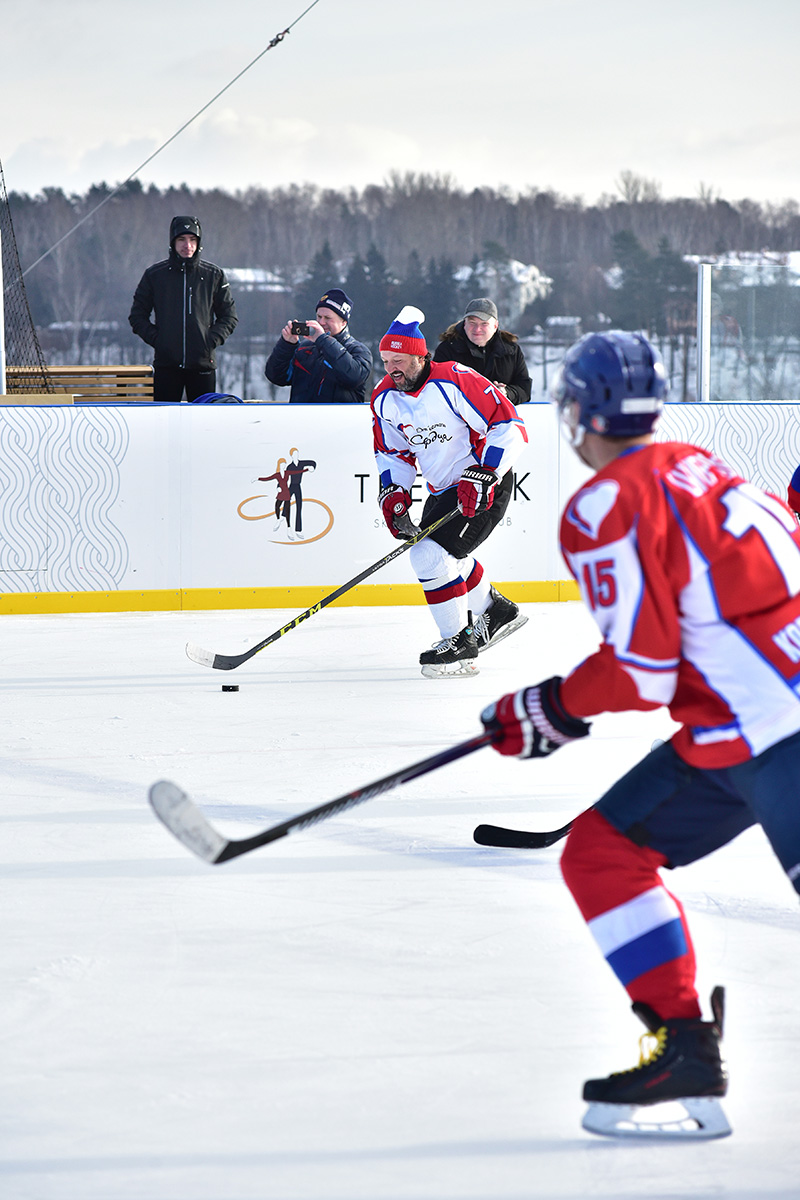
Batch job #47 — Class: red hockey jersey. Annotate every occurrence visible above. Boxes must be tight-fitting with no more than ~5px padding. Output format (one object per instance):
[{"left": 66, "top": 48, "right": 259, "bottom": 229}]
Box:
[{"left": 559, "top": 441, "right": 800, "bottom": 768}]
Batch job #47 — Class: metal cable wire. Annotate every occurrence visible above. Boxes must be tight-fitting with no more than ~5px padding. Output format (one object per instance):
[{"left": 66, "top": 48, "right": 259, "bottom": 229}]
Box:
[{"left": 18, "top": 0, "right": 322, "bottom": 281}]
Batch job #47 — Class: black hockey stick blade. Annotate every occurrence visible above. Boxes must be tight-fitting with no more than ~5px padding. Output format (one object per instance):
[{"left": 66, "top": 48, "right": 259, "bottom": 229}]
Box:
[
  {"left": 473, "top": 819, "right": 574, "bottom": 849},
  {"left": 149, "top": 730, "right": 495, "bottom": 864},
  {"left": 185, "top": 508, "right": 459, "bottom": 671}
]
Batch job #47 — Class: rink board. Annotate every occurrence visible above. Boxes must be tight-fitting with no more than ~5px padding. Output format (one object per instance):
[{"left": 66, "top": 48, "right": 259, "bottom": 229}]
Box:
[{"left": 0, "top": 401, "right": 798, "bottom": 613}]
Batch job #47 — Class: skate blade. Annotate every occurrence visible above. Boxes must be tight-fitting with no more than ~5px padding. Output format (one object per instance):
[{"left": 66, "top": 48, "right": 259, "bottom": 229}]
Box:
[
  {"left": 478, "top": 613, "right": 529, "bottom": 653},
  {"left": 582, "top": 1096, "right": 732, "bottom": 1140},
  {"left": 420, "top": 660, "right": 480, "bottom": 679}
]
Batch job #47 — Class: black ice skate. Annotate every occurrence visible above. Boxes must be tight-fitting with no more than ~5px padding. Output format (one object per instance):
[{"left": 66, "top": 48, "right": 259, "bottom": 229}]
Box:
[
  {"left": 581, "top": 986, "right": 731, "bottom": 1139},
  {"left": 419, "top": 621, "right": 480, "bottom": 678},
  {"left": 473, "top": 587, "right": 528, "bottom": 653}
]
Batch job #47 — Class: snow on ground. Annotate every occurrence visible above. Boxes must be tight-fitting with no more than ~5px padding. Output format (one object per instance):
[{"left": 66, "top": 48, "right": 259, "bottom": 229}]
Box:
[{"left": 1, "top": 603, "right": 799, "bottom": 1200}]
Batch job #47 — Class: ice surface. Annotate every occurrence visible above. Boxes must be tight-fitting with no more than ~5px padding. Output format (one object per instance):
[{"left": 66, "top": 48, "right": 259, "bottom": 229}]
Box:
[{"left": 1, "top": 603, "right": 799, "bottom": 1199}]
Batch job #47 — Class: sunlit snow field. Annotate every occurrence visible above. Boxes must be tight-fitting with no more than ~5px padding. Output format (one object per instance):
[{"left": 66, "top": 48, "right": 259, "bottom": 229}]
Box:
[{"left": 1, "top": 603, "right": 798, "bottom": 1199}]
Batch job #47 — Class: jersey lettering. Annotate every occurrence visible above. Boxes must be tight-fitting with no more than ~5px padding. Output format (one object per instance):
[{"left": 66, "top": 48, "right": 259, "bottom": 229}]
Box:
[
  {"left": 773, "top": 617, "right": 800, "bottom": 663},
  {"left": 721, "top": 484, "right": 800, "bottom": 595},
  {"left": 665, "top": 452, "right": 735, "bottom": 497}
]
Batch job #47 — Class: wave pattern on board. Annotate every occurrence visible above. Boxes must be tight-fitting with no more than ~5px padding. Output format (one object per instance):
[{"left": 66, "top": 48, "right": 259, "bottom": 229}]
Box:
[{"left": 0, "top": 408, "right": 130, "bottom": 592}]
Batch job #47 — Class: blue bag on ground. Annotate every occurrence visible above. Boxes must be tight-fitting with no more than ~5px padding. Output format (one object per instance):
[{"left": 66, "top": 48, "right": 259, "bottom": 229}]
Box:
[{"left": 191, "top": 392, "right": 243, "bottom": 404}]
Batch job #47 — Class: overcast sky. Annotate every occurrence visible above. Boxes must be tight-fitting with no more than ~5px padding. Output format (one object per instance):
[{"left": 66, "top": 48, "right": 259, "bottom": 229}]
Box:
[{"left": 3, "top": 0, "right": 799, "bottom": 207}]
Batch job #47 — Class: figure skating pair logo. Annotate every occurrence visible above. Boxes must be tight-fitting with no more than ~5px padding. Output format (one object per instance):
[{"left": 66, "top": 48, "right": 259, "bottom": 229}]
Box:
[{"left": 237, "top": 448, "right": 334, "bottom": 544}]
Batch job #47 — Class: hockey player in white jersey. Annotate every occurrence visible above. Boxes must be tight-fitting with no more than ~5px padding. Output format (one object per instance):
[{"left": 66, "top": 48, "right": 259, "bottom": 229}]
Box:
[
  {"left": 372, "top": 306, "right": 529, "bottom": 677},
  {"left": 481, "top": 330, "right": 800, "bottom": 1138}
]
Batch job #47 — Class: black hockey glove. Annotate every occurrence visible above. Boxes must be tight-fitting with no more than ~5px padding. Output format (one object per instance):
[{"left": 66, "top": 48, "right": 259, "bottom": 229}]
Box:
[
  {"left": 379, "top": 485, "right": 417, "bottom": 540},
  {"left": 458, "top": 466, "right": 498, "bottom": 518},
  {"left": 481, "top": 676, "right": 591, "bottom": 758}
]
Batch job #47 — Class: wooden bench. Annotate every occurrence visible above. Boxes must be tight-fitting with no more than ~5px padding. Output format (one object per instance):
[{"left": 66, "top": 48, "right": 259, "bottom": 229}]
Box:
[{"left": 5, "top": 364, "right": 154, "bottom": 402}]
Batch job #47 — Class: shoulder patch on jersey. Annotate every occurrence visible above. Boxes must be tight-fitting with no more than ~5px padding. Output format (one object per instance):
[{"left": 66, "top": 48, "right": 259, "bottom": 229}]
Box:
[{"left": 566, "top": 480, "right": 621, "bottom": 540}]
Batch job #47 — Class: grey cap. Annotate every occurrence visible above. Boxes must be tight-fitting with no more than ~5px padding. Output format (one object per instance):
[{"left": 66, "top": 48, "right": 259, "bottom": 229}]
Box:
[{"left": 464, "top": 297, "right": 498, "bottom": 321}]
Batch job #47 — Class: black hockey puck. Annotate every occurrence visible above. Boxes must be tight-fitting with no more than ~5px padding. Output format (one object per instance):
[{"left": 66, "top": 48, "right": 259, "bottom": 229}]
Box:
[{"left": 222, "top": 684, "right": 239, "bottom": 692}]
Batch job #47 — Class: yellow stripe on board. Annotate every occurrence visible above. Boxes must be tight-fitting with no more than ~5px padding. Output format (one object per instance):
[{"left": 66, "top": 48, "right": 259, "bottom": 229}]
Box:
[
  {"left": 0, "top": 581, "right": 581, "bottom": 616},
  {"left": 0, "top": 590, "right": 183, "bottom": 615}
]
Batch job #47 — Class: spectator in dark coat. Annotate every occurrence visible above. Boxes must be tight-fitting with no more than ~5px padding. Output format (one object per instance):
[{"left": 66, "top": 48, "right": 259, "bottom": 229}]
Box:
[
  {"left": 129, "top": 216, "right": 238, "bottom": 403},
  {"left": 433, "top": 297, "right": 532, "bottom": 405},
  {"left": 265, "top": 288, "right": 373, "bottom": 403}
]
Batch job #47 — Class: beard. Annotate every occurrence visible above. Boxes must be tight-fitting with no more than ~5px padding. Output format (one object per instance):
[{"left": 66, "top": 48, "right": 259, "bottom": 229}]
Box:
[{"left": 391, "top": 366, "right": 425, "bottom": 392}]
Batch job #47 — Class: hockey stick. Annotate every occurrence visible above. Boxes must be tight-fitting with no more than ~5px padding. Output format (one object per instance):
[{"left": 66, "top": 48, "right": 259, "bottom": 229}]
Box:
[
  {"left": 473, "top": 819, "right": 575, "bottom": 849},
  {"left": 149, "top": 730, "right": 495, "bottom": 864},
  {"left": 186, "top": 508, "right": 459, "bottom": 671}
]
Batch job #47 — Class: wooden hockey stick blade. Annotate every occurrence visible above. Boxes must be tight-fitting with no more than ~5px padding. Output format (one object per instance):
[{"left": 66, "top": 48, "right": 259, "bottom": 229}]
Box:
[
  {"left": 149, "top": 730, "right": 495, "bottom": 864},
  {"left": 472, "top": 819, "right": 574, "bottom": 849},
  {"left": 185, "top": 508, "right": 459, "bottom": 672}
]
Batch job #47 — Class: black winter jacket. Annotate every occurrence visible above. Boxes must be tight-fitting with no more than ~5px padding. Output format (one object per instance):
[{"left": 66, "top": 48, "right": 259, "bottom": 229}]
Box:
[
  {"left": 129, "top": 250, "right": 238, "bottom": 370},
  {"left": 264, "top": 328, "right": 373, "bottom": 403},
  {"left": 432, "top": 322, "right": 532, "bottom": 404}
]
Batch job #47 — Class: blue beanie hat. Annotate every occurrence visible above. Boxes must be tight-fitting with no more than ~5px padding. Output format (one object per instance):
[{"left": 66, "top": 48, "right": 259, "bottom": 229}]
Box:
[{"left": 316, "top": 288, "right": 352, "bottom": 321}]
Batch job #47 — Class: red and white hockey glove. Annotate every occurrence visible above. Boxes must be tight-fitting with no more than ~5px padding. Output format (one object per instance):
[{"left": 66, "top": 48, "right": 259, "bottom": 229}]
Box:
[
  {"left": 481, "top": 676, "right": 591, "bottom": 758},
  {"left": 379, "top": 485, "right": 416, "bottom": 540},
  {"left": 457, "top": 466, "right": 498, "bottom": 518}
]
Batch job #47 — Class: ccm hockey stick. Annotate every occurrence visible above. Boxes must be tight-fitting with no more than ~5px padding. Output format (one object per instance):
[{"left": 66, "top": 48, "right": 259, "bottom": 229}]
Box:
[
  {"left": 473, "top": 818, "right": 576, "bottom": 849},
  {"left": 149, "top": 730, "right": 494, "bottom": 864},
  {"left": 186, "top": 508, "right": 459, "bottom": 671}
]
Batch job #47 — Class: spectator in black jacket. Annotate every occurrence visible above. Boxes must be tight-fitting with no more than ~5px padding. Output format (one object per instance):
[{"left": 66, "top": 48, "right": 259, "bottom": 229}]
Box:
[
  {"left": 433, "top": 297, "right": 532, "bottom": 405},
  {"left": 129, "top": 216, "right": 238, "bottom": 403},
  {"left": 265, "top": 288, "right": 373, "bottom": 403}
]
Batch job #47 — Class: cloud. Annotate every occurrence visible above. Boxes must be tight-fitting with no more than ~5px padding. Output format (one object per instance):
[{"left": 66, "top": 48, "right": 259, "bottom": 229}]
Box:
[{"left": 4, "top": 0, "right": 800, "bottom": 206}]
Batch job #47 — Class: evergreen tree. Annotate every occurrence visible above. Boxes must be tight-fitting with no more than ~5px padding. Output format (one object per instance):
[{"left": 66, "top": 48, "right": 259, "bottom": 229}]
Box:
[
  {"left": 608, "top": 230, "right": 657, "bottom": 332},
  {"left": 652, "top": 236, "right": 696, "bottom": 337},
  {"left": 399, "top": 250, "right": 425, "bottom": 308},
  {"left": 362, "top": 244, "right": 396, "bottom": 342},
  {"left": 292, "top": 241, "right": 339, "bottom": 317},
  {"left": 421, "top": 257, "right": 460, "bottom": 344},
  {"left": 342, "top": 245, "right": 395, "bottom": 344},
  {"left": 343, "top": 253, "right": 370, "bottom": 324},
  {"left": 394, "top": 250, "right": 429, "bottom": 342}
]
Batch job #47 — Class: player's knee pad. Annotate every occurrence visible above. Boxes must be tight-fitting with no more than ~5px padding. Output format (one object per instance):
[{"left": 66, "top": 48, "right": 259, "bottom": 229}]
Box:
[
  {"left": 409, "top": 537, "right": 455, "bottom": 581},
  {"left": 454, "top": 554, "right": 481, "bottom": 584},
  {"left": 561, "top": 808, "right": 668, "bottom": 919}
]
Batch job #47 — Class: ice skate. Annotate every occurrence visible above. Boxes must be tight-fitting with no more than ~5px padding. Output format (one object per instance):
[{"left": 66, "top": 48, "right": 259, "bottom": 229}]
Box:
[
  {"left": 473, "top": 587, "right": 528, "bottom": 652},
  {"left": 419, "top": 621, "right": 479, "bottom": 678},
  {"left": 581, "top": 987, "right": 731, "bottom": 1139}
]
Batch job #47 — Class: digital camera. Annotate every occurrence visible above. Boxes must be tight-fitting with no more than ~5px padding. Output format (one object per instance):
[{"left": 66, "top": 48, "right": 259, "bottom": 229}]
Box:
[{"left": 291, "top": 320, "right": 311, "bottom": 336}]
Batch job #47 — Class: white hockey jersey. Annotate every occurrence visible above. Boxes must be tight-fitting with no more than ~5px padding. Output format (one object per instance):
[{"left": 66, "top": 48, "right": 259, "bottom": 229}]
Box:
[{"left": 371, "top": 360, "right": 528, "bottom": 494}]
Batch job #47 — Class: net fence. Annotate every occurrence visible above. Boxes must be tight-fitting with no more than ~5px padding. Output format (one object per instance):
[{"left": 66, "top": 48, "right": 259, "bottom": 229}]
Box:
[{"left": 1, "top": 158, "right": 52, "bottom": 393}]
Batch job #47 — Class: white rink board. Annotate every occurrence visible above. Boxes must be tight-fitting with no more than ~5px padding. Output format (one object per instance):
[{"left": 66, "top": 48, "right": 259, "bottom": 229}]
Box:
[{"left": 0, "top": 401, "right": 798, "bottom": 598}]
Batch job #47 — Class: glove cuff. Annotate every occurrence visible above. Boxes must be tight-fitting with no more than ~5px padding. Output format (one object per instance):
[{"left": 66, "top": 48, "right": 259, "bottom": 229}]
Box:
[
  {"left": 378, "top": 484, "right": 407, "bottom": 502},
  {"left": 524, "top": 677, "right": 591, "bottom": 743}
]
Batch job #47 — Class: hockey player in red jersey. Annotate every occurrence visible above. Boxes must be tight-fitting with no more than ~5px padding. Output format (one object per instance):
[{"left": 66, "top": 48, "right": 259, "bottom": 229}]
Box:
[
  {"left": 481, "top": 330, "right": 800, "bottom": 1139},
  {"left": 372, "top": 306, "right": 529, "bottom": 677},
  {"left": 787, "top": 463, "right": 800, "bottom": 517}
]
